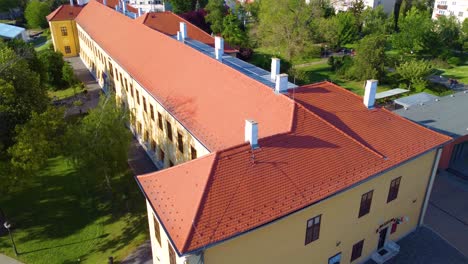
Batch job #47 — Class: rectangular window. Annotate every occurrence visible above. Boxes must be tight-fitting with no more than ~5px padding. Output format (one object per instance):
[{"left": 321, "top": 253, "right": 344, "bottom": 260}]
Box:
[
  {"left": 191, "top": 146, "right": 197, "bottom": 160},
  {"left": 168, "top": 242, "right": 176, "bottom": 264},
  {"left": 60, "top": 26, "right": 68, "bottom": 36},
  {"left": 166, "top": 121, "right": 172, "bottom": 141},
  {"left": 153, "top": 216, "right": 161, "bottom": 245},
  {"left": 150, "top": 105, "right": 155, "bottom": 120},
  {"left": 159, "top": 147, "right": 165, "bottom": 162},
  {"left": 177, "top": 132, "right": 184, "bottom": 153},
  {"left": 459, "top": 11, "right": 463, "bottom": 16},
  {"left": 120, "top": 73, "right": 124, "bottom": 88},
  {"left": 137, "top": 122, "right": 142, "bottom": 134},
  {"left": 144, "top": 130, "right": 149, "bottom": 141},
  {"left": 124, "top": 78, "right": 128, "bottom": 92},
  {"left": 387, "top": 177, "right": 401, "bottom": 203},
  {"left": 151, "top": 139, "right": 157, "bottom": 152},
  {"left": 143, "top": 97, "right": 147, "bottom": 113},
  {"left": 130, "top": 84, "right": 134, "bottom": 98},
  {"left": 351, "top": 240, "right": 364, "bottom": 262},
  {"left": 64, "top": 46, "right": 71, "bottom": 54},
  {"left": 358, "top": 190, "right": 373, "bottom": 218},
  {"left": 390, "top": 222, "right": 398, "bottom": 234},
  {"left": 305, "top": 215, "right": 321, "bottom": 245},
  {"left": 136, "top": 90, "right": 140, "bottom": 105},
  {"left": 158, "top": 112, "right": 163, "bottom": 130},
  {"left": 115, "top": 69, "right": 119, "bottom": 81}
]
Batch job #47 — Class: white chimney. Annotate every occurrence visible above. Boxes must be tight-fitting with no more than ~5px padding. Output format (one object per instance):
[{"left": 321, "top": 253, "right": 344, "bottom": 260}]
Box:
[
  {"left": 215, "top": 36, "right": 224, "bottom": 61},
  {"left": 271, "top": 58, "right": 280, "bottom": 80},
  {"left": 122, "top": 0, "right": 126, "bottom": 13},
  {"left": 176, "top": 31, "right": 182, "bottom": 41},
  {"left": 245, "top": 120, "right": 259, "bottom": 149},
  {"left": 70, "top": 0, "right": 74, "bottom": 6},
  {"left": 138, "top": 7, "right": 142, "bottom": 17},
  {"left": 275, "top": 74, "right": 289, "bottom": 93},
  {"left": 363, "top": 80, "right": 378, "bottom": 108},
  {"left": 180, "top": 22, "right": 187, "bottom": 41},
  {"left": 103, "top": 0, "right": 107, "bottom": 6}
]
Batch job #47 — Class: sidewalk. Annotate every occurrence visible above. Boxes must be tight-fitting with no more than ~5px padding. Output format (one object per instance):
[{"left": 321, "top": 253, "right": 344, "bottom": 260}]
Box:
[{"left": 0, "top": 254, "right": 23, "bottom": 264}]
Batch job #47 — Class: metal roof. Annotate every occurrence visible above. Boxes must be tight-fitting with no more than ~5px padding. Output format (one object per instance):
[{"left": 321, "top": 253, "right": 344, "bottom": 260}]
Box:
[
  {"left": 0, "top": 23, "right": 25, "bottom": 39},
  {"left": 394, "top": 92, "right": 439, "bottom": 108},
  {"left": 183, "top": 38, "right": 298, "bottom": 90},
  {"left": 394, "top": 91, "right": 468, "bottom": 138},
  {"left": 375, "top": 88, "right": 409, "bottom": 99}
]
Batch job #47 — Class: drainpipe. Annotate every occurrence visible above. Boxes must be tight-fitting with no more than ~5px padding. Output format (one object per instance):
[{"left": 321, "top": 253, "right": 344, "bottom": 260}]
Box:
[{"left": 418, "top": 148, "right": 442, "bottom": 226}]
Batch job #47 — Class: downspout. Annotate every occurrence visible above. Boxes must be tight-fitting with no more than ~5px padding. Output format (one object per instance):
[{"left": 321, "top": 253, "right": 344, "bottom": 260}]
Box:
[{"left": 418, "top": 148, "right": 442, "bottom": 226}]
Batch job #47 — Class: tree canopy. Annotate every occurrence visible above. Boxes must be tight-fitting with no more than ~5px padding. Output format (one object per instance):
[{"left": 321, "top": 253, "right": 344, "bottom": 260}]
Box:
[
  {"left": 349, "top": 34, "right": 387, "bottom": 80},
  {"left": 205, "top": 0, "right": 226, "bottom": 34},
  {"left": 25, "top": 0, "right": 51, "bottom": 29},
  {"left": 222, "top": 13, "right": 248, "bottom": 47}
]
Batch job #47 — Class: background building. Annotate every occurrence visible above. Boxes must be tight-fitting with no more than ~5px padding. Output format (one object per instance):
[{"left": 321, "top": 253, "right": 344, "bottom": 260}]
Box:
[
  {"left": 332, "top": 0, "right": 397, "bottom": 13},
  {"left": 432, "top": 0, "right": 468, "bottom": 22},
  {"left": 0, "top": 23, "right": 28, "bottom": 41}
]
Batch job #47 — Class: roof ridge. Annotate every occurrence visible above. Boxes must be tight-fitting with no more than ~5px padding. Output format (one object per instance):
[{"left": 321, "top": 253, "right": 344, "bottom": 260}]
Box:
[
  {"left": 182, "top": 152, "right": 219, "bottom": 253},
  {"left": 293, "top": 100, "right": 386, "bottom": 159},
  {"left": 46, "top": 5, "right": 63, "bottom": 21}
]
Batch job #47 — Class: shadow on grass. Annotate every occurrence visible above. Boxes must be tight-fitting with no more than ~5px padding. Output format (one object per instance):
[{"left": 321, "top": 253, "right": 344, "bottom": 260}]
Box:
[{"left": 20, "top": 234, "right": 109, "bottom": 255}]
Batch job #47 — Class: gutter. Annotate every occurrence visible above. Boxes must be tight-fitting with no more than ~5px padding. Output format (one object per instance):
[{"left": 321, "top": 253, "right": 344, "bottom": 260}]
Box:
[{"left": 418, "top": 147, "right": 443, "bottom": 226}]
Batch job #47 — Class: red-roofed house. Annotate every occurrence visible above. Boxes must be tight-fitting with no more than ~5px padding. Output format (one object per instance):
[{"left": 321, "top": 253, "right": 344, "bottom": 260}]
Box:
[
  {"left": 49, "top": 1, "right": 451, "bottom": 263},
  {"left": 47, "top": 4, "right": 83, "bottom": 56}
]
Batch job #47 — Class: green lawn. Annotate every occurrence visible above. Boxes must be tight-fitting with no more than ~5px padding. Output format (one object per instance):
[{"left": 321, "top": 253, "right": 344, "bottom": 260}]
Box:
[
  {"left": 0, "top": 157, "right": 148, "bottom": 264},
  {"left": 49, "top": 86, "right": 84, "bottom": 100},
  {"left": 292, "top": 61, "right": 392, "bottom": 95},
  {"left": 439, "top": 64, "right": 468, "bottom": 84}
]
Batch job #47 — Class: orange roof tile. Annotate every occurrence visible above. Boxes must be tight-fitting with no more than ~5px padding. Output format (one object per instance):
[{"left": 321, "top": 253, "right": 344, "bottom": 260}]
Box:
[
  {"left": 47, "top": 5, "right": 83, "bottom": 21},
  {"left": 138, "top": 82, "right": 451, "bottom": 254},
  {"left": 137, "top": 12, "right": 237, "bottom": 53},
  {"left": 75, "top": 0, "right": 293, "bottom": 151},
  {"left": 96, "top": 0, "right": 138, "bottom": 14}
]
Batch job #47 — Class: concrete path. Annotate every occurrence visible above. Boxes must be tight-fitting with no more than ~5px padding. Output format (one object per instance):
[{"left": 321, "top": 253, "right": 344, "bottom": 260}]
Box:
[
  {"left": 0, "top": 254, "right": 23, "bottom": 264},
  {"left": 365, "top": 227, "right": 468, "bottom": 264},
  {"left": 121, "top": 240, "right": 152, "bottom": 264},
  {"left": 63, "top": 57, "right": 101, "bottom": 116},
  {"left": 424, "top": 170, "right": 468, "bottom": 257}
]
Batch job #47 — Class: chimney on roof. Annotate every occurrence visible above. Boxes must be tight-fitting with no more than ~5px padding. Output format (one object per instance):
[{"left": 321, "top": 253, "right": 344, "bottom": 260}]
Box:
[
  {"left": 103, "top": 0, "right": 107, "bottom": 6},
  {"left": 271, "top": 58, "right": 280, "bottom": 80},
  {"left": 363, "top": 80, "right": 378, "bottom": 109},
  {"left": 275, "top": 74, "right": 289, "bottom": 94},
  {"left": 138, "top": 7, "right": 142, "bottom": 16},
  {"left": 245, "top": 120, "right": 259, "bottom": 149},
  {"left": 122, "top": 0, "right": 126, "bottom": 13},
  {"left": 176, "top": 31, "right": 182, "bottom": 41},
  {"left": 70, "top": 0, "right": 74, "bottom": 6},
  {"left": 180, "top": 22, "right": 187, "bottom": 41},
  {"left": 215, "top": 36, "right": 224, "bottom": 61}
]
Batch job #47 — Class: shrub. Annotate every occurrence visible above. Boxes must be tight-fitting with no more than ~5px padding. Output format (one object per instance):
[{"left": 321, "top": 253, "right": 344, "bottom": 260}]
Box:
[{"left": 447, "top": 56, "right": 462, "bottom": 66}]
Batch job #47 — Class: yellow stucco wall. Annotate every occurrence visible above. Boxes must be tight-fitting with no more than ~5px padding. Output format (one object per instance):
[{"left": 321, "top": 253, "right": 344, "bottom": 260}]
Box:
[
  {"left": 49, "top": 20, "right": 80, "bottom": 57},
  {"left": 204, "top": 150, "right": 437, "bottom": 264},
  {"left": 76, "top": 24, "right": 210, "bottom": 172}
]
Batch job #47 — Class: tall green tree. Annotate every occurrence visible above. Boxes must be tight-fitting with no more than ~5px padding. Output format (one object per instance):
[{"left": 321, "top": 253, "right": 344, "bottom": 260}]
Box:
[
  {"left": 205, "top": 0, "right": 226, "bottom": 34},
  {"left": 65, "top": 95, "right": 132, "bottom": 190},
  {"left": 38, "top": 48, "right": 66, "bottom": 89},
  {"left": 348, "top": 34, "right": 387, "bottom": 80},
  {"left": 348, "top": 0, "right": 366, "bottom": 32},
  {"left": 462, "top": 18, "right": 468, "bottom": 51},
  {"left": 222, "top": 13, "right": 248, "bottom": 47},
  {"left": 24, "top": 0, "right": 50, "bottom": 29},
  {"left": 392, "top": 7, "right": 435, "bottom": 54},
  {"left": 257, "top": 0, "right": 319, "bottom": 59},
  {"left": 168, "top": 0, "right": 193, "bottom": 13},
  {"left": 396, "top": 59, "right": 432, "bottom": 91},
  {"left": 435, "top": 15, "right": 461, "bottom": 50},
  {"left": 362, "top": 5, "right": 392, "bottom": 35},
  {"left": 8, "top": 107, "right": 66, "bottom": 173}
]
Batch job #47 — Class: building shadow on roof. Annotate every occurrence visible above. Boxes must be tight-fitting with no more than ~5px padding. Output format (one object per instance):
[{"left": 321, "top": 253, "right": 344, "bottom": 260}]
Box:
[{"left": 263, "top": 134, "right": 339, "bottom": 149}]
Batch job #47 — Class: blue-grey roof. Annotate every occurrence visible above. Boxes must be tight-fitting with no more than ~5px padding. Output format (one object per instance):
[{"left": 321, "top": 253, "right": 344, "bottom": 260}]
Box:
[
  {"left": 394, "top": 91, "right": 468, "bottom": 138},
  {"left": 375, "top": 88, "right": 409, "bottom": 99},
  {"left": 394, "top": 92, "right": 440, "bottom": 108},
  {"left": 0, "top": 23, "right": 25, "bottom": 39}
]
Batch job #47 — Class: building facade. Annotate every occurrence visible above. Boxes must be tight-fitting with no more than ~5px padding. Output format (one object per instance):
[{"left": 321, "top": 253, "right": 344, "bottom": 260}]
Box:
[
  {"left": 48, "top": 1, "right": 451, "bottom": 264},
  {"left": 332, "top": 0, "right": 396, "bottom": 14},
  {"left": 46, "top": 5, "right": 83, "bottom": 57},
  {"left": 432, "top": 0, "right": 468, "bottom": 22}
]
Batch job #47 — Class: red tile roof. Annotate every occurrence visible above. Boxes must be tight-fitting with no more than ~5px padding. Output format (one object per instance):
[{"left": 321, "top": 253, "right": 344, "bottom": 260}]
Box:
[
  {"left": 96, "top": 0, "right": 138, "bottom": 14},
  {"left": 138, "top": 82, "right": 451, "bottom": 254},
  {"left": 47, "top": 5, "right": 83, "bottom": 21},
  {"left": 75, "top": 0, "right": 293, "bottom": 151},
  {"left": 136, "top": 12, "right": 237, "bottom": 53}
]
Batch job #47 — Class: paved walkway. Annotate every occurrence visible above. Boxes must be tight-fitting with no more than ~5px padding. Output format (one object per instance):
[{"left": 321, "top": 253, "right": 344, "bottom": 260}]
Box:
[
  {"left": 0, "top": 254, "right": 23, "bottom": 264},
  {"left": 428, "top": 75, "right": 467, "bottom": 92},
  {"left": 63, "top": 57, "right": 101, "bottom": 116},
  {"left": 424, "top": 170, "right": 468, "bottom": 257},
  {"left": 121, "top": 240, "right": 152, "bottom": 264},
  {"left": 365, "top": 227, "right": 468, "bottom": 264}
]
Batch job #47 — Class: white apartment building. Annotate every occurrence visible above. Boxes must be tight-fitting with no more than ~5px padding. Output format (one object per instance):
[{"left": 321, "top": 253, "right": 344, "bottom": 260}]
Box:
[
  {"left": 332, "top": 0, "right": 396, "bottom": 14},
  {"left": 127, "top": 0, "right": 165, "bottom": 13},
  {"left": 432, "top": 0, "right": 468, "bottom": 22}
]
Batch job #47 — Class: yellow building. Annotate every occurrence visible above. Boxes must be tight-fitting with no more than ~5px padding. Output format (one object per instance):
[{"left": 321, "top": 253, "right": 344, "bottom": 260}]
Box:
[
  {"left": 48, "top": 1, "right": 452, "bottom": 264},
  {"left": 46, "top": 4, "right": 83, "bottom": 57}
]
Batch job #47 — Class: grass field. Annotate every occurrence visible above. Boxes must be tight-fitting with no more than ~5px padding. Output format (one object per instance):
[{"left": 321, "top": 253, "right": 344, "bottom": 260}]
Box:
[
  {"left": 49, "top": 86, "right": 84, "bottom": 100},
  {"left": 0, "top": 157, "right": 148, "bottom": 264},
  {"left": 292, "top": 61, "right": 392, "bottom": 95},
  {"left": 439, "top": 64, "right": 468, "bottom": 84}
]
